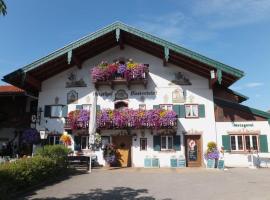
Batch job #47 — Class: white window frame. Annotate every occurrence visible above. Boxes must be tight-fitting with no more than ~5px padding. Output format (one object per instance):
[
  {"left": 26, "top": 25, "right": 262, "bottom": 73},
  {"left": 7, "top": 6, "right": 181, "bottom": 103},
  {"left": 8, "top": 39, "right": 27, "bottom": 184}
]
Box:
[
  {"left": 185, "top": 104, "right": 199, "bottom": 118},
  {"left": 161, "top": 136, "right": 174, "bottom": 150},
  {"left": 48, "top": 135, "right": 60, "bottom": 145},
  {"left": 81, "top": 136, "right": 89, "bottom": 150},
  {"left": 139, "top": 104, "right": 146, "bottom": 110},
  {"left": 50, "top": 105, "right": 63, "bottom": 118},
  {"left": 160, "top": 104, "right": 173, "bottom": 111},
  {"left": 140, "top": 138, "right": 147, "bottom": 151},
  {"left": 82, "top": 104, "right": 92, "bottom": 111},
  {"left": 230, "top": 134, "right": 259, "bottom": 152}
]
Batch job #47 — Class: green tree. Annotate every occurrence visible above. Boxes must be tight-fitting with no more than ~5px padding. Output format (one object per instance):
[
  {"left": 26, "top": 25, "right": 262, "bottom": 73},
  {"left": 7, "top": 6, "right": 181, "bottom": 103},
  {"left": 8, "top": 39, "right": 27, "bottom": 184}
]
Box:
[{"left": 0, "top": 0, "right": 7, "bottom": 16}]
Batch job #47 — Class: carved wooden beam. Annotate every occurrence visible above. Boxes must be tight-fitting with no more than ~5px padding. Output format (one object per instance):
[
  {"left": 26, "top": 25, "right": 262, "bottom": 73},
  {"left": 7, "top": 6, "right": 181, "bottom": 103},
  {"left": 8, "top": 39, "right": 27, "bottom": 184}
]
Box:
[
  {"left": 163, "top": 47, "right": 169, "bottom": 66},
  {"left": 72, "top": 55, "right": 83, "bottom": 69},
  {"left": 25, "top": 74, "right": 41, "bottom": 91}
]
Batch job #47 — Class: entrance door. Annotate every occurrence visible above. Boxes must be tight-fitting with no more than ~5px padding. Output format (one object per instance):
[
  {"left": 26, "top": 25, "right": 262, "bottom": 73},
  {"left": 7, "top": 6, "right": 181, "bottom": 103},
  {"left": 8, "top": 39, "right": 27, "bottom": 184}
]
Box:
[
  {"left": 112, "top": 135, "right": 132, "bottom": 167},
  {"left": 185, "top": 135, "right": 202, "bottom": 167}
]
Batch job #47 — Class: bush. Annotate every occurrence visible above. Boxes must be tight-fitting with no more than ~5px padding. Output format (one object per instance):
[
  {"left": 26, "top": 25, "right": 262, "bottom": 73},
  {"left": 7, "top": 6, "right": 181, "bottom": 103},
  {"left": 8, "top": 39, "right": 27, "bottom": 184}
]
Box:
[
  {"left": 35, "top": 145, "right": 71, "bottom": 168},
  {"left": 0, "top": 145, "right": 71, "bottom": 197},
  {"left": 0, "top": 156, "right": 66, "bottom": 196}
]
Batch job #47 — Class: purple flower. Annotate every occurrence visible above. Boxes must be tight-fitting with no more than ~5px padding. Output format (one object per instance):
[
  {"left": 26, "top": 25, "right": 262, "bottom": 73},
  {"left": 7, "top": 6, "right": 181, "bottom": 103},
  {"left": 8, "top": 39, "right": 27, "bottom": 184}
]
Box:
[{"left": 21, "top": 128, "right": 40, "bottom": 144}]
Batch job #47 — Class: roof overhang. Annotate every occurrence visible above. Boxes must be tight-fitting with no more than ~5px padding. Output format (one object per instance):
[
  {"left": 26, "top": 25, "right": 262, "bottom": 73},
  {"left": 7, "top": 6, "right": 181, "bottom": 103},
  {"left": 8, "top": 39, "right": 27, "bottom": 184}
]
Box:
[{"left": 3, "top": 22, "right": 245, "bottom": 92}]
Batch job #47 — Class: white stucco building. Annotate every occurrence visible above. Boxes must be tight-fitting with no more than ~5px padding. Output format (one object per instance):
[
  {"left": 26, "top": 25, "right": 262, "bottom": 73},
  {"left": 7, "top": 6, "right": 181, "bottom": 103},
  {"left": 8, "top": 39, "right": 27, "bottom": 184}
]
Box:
[{"left": 3, "top": 22, "right": 270, "bottom": 168}]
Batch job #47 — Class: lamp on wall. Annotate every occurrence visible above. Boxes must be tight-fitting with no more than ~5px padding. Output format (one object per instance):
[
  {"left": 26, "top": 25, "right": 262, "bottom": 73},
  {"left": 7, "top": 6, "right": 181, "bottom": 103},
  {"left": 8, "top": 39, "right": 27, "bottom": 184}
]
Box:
[
  {"left": 132, "top": 133, "right": 137, "bottom": 141},
  {"left": 39, "top": 128, "right": 49, "bottom": 140}
]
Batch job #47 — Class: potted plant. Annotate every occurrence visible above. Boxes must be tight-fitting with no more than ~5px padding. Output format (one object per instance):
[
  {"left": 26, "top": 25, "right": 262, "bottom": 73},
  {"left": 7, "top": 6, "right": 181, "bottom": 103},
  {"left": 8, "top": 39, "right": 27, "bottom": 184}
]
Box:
[
  {"left": 204, "top": 141, "right": 219, "bottom": 168},
  {"left": 102, "top": 143, "right": 116, "bottom": 167}
]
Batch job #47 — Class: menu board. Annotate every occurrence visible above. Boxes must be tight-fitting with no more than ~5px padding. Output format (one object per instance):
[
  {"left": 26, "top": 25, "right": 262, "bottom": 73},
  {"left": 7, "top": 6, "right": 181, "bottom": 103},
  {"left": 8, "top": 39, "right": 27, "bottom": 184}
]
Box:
[{"left": 188, "top": 148, "right": 197, "bottom": 161}]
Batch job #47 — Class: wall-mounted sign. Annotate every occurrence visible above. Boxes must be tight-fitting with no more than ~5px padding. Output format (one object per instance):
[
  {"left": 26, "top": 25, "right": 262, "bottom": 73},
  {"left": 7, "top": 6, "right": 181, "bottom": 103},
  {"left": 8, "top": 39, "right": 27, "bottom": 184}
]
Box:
[
  {"left": 172, "top": 88, "right": 185, "bottom": 103},
  {"left": 67, "top": 90, "right": 78, "bottom": 104},
  {"left": 131, "top": 91, "right": 157, "bottom": 96},
  {"left": 95, "top": 91, "right": 113, "bottom": 97},
  {"left": 169, "top": 72, "right": 191, "bottom": 86},
  {"left": 232, "top": 123, "right": 254, "bottom": 128},
  {"left": 66, "top": 71, "right": 87, "bottom": 88},
  {"left": 115, "top": 89, "right": 128, "bottom": 101}
]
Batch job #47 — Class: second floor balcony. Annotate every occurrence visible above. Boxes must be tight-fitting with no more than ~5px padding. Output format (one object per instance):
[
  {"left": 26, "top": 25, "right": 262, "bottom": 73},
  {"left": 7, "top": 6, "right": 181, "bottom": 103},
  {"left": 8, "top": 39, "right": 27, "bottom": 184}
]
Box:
[
  {"left": 91, "top": 60, "right": 149, "bottom": 89},
  {"left": 65, "top": 108, "right": 177, "bottom": 130}
]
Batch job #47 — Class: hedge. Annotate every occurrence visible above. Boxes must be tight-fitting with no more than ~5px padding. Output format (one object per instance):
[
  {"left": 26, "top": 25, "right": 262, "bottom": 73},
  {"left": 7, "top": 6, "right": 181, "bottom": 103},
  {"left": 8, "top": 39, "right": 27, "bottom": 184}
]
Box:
[{"left": 0, "top": 145, "right": 70, "bottom": 198}]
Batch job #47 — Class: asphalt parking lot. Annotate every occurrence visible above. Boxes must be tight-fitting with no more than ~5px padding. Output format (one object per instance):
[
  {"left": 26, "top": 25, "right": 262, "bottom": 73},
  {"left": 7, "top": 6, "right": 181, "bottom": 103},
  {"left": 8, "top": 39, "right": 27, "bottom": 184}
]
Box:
[{"left": 22, "top": 167, "right": 270, "bottom": 200}]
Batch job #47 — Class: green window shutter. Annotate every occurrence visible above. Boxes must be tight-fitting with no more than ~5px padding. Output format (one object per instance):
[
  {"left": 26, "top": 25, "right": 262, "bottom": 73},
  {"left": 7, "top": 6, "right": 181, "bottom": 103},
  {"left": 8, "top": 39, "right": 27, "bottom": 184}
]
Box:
[
  {"left": 153, "top": 105, "right": 160, "bottom": 109},
  {"left": 62, "top": 105, "right": 68, "bottom": 117},
  {"left": 153, "top": 135, "right": 161, "bottom": 151},
  {"left": 173, "top": 135, "right": 181, "bottom": 151},
  {"left": 198, "top": 104, "right": 205, "bottom": 118},
  {"left": 222, "top": 135, "right": 231, "bottom": 151},
  {"left": 259, "top": 135, "right": 268, "bottom": 153},
  {"left": 173, "top": 105, "right": 180, "bottom": 117},
  {"left": 76, "top": 105, "right": 83, "bottom": 110},
  {"left": 44, "top": 105, "right": 51, "bottom": 117},
  {"left": 96, "top": 105, "right": 101, "bottom": 112},
  {"left": 179, "top": 105, "right": 186, "bottom": 118}
]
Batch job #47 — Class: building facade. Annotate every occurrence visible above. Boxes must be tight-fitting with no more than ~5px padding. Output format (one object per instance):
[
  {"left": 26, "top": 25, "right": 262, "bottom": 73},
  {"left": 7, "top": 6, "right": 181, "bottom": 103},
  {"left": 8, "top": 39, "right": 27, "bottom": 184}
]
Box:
[{"left": 3, "top": 22, "right": 270, "bottom": 167}]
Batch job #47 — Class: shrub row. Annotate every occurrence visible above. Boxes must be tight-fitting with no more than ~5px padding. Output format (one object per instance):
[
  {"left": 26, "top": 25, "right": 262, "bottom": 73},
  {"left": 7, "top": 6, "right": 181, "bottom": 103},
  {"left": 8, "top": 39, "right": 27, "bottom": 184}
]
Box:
[{"left": 0, "top": 145, "right": 70, "bottom": 197}]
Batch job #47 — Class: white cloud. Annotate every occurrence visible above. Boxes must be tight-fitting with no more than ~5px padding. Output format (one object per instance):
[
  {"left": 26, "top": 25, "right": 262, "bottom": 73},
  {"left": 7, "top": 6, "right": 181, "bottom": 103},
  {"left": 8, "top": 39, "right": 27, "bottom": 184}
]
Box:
[
  {"left": 133, "top": 0, "right": 270, "bottom": 43},
  {"left": 245, "top": 82, "right": 264, "bottom": 88},
  {"left": 230, "top": 82, "right": 264, "bottom": 90},
  {"left": 193, "top": 0, "right": 270, "bottom": 29}
]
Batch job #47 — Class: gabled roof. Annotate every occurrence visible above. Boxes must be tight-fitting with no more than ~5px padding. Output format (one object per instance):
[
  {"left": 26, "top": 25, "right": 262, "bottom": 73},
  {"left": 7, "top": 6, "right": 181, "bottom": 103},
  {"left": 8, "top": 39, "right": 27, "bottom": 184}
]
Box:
[
  {"left": 0, "top": 85, "right": 25, "bottom": 95},
  {"left": 214, "top": 97, "right": 270, "bottom": 124},
  {"left": 3, "top": 21, "right": 245, "bottom": 93}
]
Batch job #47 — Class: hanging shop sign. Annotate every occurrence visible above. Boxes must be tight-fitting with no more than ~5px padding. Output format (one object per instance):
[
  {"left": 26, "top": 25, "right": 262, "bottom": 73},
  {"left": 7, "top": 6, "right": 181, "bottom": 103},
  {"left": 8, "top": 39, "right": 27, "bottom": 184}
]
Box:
[{"left": 95, "top": 90, "right": 157, "bottom": 98}]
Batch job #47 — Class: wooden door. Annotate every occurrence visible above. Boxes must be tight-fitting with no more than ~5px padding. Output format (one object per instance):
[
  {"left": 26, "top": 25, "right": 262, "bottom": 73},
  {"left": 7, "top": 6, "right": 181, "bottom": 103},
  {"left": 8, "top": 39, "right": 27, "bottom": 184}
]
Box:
[
  {"left": 112, "top": 136, "right": 132, "bottom": 167},
  {"left": 185, "top": 135, "right": 202, "bottom": 167}
]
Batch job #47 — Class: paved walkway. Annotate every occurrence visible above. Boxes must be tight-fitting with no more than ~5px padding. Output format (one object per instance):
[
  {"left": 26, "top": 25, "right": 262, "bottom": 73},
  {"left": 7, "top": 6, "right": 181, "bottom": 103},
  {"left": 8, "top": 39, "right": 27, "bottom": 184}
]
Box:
[{"left": 22, "top": 168, "right": 270, "bottom": 200}]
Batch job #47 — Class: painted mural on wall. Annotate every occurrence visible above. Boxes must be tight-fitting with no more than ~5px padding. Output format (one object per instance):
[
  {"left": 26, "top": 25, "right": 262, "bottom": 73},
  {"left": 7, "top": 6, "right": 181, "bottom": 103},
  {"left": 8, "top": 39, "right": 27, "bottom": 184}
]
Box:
[
  {"left": 172, "top": 88, "right": 185, "bottom": 103},
  {"left": 66, "top": 71, "right": 87, "bottom": 88},
  {"left": 67, "top": 90, "right": 78, "bottom": 104},
  {"left": 115, "top": 89, "right": 128, "bottom": 101},
  {"left": 169, "top": 72, "right": 191, "bottom": 86}
]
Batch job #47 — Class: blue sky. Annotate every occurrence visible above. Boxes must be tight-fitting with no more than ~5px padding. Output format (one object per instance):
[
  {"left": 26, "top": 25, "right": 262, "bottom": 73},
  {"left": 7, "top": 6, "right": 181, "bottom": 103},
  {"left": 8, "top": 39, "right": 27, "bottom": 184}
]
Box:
[{"left": 0, "top": 0, "right": 269, "bottom": 111}]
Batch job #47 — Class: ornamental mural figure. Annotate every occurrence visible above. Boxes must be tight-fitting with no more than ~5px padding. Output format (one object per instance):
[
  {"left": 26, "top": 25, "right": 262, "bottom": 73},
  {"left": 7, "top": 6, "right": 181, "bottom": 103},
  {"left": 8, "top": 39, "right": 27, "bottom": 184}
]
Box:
[
  {"left": 67, "top": 90, "right": 78, "bottom": 104},
  {"left": 172, "top": 88, "right": 185, "bottom": 103}
]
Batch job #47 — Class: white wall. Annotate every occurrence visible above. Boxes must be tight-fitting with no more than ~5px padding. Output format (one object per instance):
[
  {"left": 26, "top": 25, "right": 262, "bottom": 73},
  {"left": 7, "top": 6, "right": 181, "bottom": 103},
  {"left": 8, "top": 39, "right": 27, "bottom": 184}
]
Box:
[
  {"left": 36, "top": 45, "right": 218, "bottom": 167},
  {"left": 216, "top": 121, "right": 270, "bottom": 167}
]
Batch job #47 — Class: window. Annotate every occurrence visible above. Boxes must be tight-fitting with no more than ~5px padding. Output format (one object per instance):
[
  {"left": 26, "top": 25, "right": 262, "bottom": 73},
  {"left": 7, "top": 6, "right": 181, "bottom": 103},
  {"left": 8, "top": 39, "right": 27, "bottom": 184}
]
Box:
[
  {"left": 139, "top": 104, "right": 146, "bottom": 110},
  {"left": 140, "top": 138, "right": 147, "bottom": 151},
  {"left": 160, "top": 104, "right": 173, "bottom": 111},
  {"left": 51, "top": 105, "right": 63, "bottom": 117},
  {"left": 82, "top": 104, "right": 91, "bottom": 111},
  {"left": 230, "top": 135, "right": 259, "bottom": 151},
  {"left": 48, "top": 135, "right": 60, "bottom": 145},
  {"left": 185, "top": 104, "right": 199, "bottom": 118},
  {"left": 161, "top": 136, "right": 173, "bottom": 150}
]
